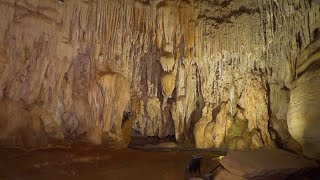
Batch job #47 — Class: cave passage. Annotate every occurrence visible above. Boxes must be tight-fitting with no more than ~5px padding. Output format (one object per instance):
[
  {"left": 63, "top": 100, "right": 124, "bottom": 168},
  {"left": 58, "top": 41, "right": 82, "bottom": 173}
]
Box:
[{"left": 1, "top": 0, "right": 320, "bottom": 179}]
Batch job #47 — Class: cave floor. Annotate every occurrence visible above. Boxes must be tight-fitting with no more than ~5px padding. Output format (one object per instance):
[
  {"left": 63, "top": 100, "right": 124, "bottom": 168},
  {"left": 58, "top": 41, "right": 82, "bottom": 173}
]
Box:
[{"left": 0, "top": 144, "right": 223, "bottom": 180}]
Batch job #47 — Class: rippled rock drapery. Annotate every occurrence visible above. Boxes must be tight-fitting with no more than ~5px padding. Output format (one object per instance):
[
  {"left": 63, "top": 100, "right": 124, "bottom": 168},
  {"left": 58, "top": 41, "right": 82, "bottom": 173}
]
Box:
[
  {"left": 0, "top": 0, "right": 319, "bottom": 150},
  {"left": 288, "top": 37, "right": 320, "bottom": 160}
]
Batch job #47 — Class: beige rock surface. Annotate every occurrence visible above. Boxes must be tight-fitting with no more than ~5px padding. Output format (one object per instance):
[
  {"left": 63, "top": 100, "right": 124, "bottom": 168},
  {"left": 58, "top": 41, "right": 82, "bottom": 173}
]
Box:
[
  {"left": 30, "top": 105, "right": 64, "bottom": 141},
  {"left": 220, "top": 149, "right": 318, "bottom": 178},
  {"left": 0, "top": 0, "right": 319, "bottom": 151},
  {"left": 0, "top": 100, "right": 47, "bottom": 147},
  {"left": 288, "top": 38, "right": 320, "bottom": 160}
]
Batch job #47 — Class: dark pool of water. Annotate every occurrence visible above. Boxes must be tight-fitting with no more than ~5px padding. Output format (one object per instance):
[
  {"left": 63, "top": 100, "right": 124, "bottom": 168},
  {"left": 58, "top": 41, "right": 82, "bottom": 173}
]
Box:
[{"left": 0, "top": 145, "right": 224, "bottom": 180}]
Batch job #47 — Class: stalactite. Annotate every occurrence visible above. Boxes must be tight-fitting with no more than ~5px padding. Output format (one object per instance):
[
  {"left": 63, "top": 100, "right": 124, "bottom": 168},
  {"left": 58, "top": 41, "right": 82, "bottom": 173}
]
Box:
[{"left": 0, "top": 0, "right": 319, "bottom": 152}]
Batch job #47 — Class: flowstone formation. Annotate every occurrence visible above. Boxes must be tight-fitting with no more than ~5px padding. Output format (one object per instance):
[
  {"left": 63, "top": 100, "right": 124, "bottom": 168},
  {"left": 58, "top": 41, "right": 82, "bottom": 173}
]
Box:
[
  {"left": 288, "top": 35, "right": 320, "bottom": 160},
  {"left": 0, "top": 0, "right": 320, "bottom": 155}
]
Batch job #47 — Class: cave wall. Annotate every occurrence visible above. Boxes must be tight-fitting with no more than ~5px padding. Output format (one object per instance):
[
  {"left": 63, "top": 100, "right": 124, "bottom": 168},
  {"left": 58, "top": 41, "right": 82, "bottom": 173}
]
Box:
[
  {"left": 193, "top": 0, "right": 320, "bottom": 151},
  {"left": 288, "top": 36, "right": 320, "bottom": 160},
  {"left": 0, "top": 0, "right": 319, "bottom": 150}
]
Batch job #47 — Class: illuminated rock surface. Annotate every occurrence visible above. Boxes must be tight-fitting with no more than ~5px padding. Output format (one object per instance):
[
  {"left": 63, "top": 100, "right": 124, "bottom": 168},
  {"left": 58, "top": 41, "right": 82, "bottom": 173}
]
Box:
[
  {"left": 0, "top": 0, "right": 319, "bottom": 157},
  {"left": 216, "top": 149, "right": 318, "bottom": 179},
  {"left": 288, "top": 37, "right": 320, "bottom": 160}
]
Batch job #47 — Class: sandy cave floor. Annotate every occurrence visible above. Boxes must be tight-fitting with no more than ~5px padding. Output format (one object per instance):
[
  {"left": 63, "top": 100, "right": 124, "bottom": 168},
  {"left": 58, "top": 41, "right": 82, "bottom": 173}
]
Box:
[{"left": 0, "top": 144, "right": 223, "bottom": 180}]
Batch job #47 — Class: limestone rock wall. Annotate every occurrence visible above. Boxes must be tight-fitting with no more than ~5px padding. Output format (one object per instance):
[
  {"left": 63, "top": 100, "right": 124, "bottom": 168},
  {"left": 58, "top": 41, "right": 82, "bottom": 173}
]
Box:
[
  {"left": 194, "top": 0, "right": 320, "bottom": 150},
  {"left": 0, "top": 0, "right": 319, "bottom": 149},
  {"left": 288, "top": 37, "right": 320, "bottom": 160}
]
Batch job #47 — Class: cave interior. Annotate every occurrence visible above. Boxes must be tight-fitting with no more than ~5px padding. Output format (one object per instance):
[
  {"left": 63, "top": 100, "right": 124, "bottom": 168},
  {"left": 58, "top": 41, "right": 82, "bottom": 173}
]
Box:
[{"left": 0, "top": 0, "right": 320, "bottom": 179}]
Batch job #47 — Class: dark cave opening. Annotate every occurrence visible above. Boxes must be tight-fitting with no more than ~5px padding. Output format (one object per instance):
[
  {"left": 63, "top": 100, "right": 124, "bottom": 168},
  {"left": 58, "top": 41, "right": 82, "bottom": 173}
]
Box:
[{"left": 129, "top": 130, "right": 176, "bottom": 148}]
